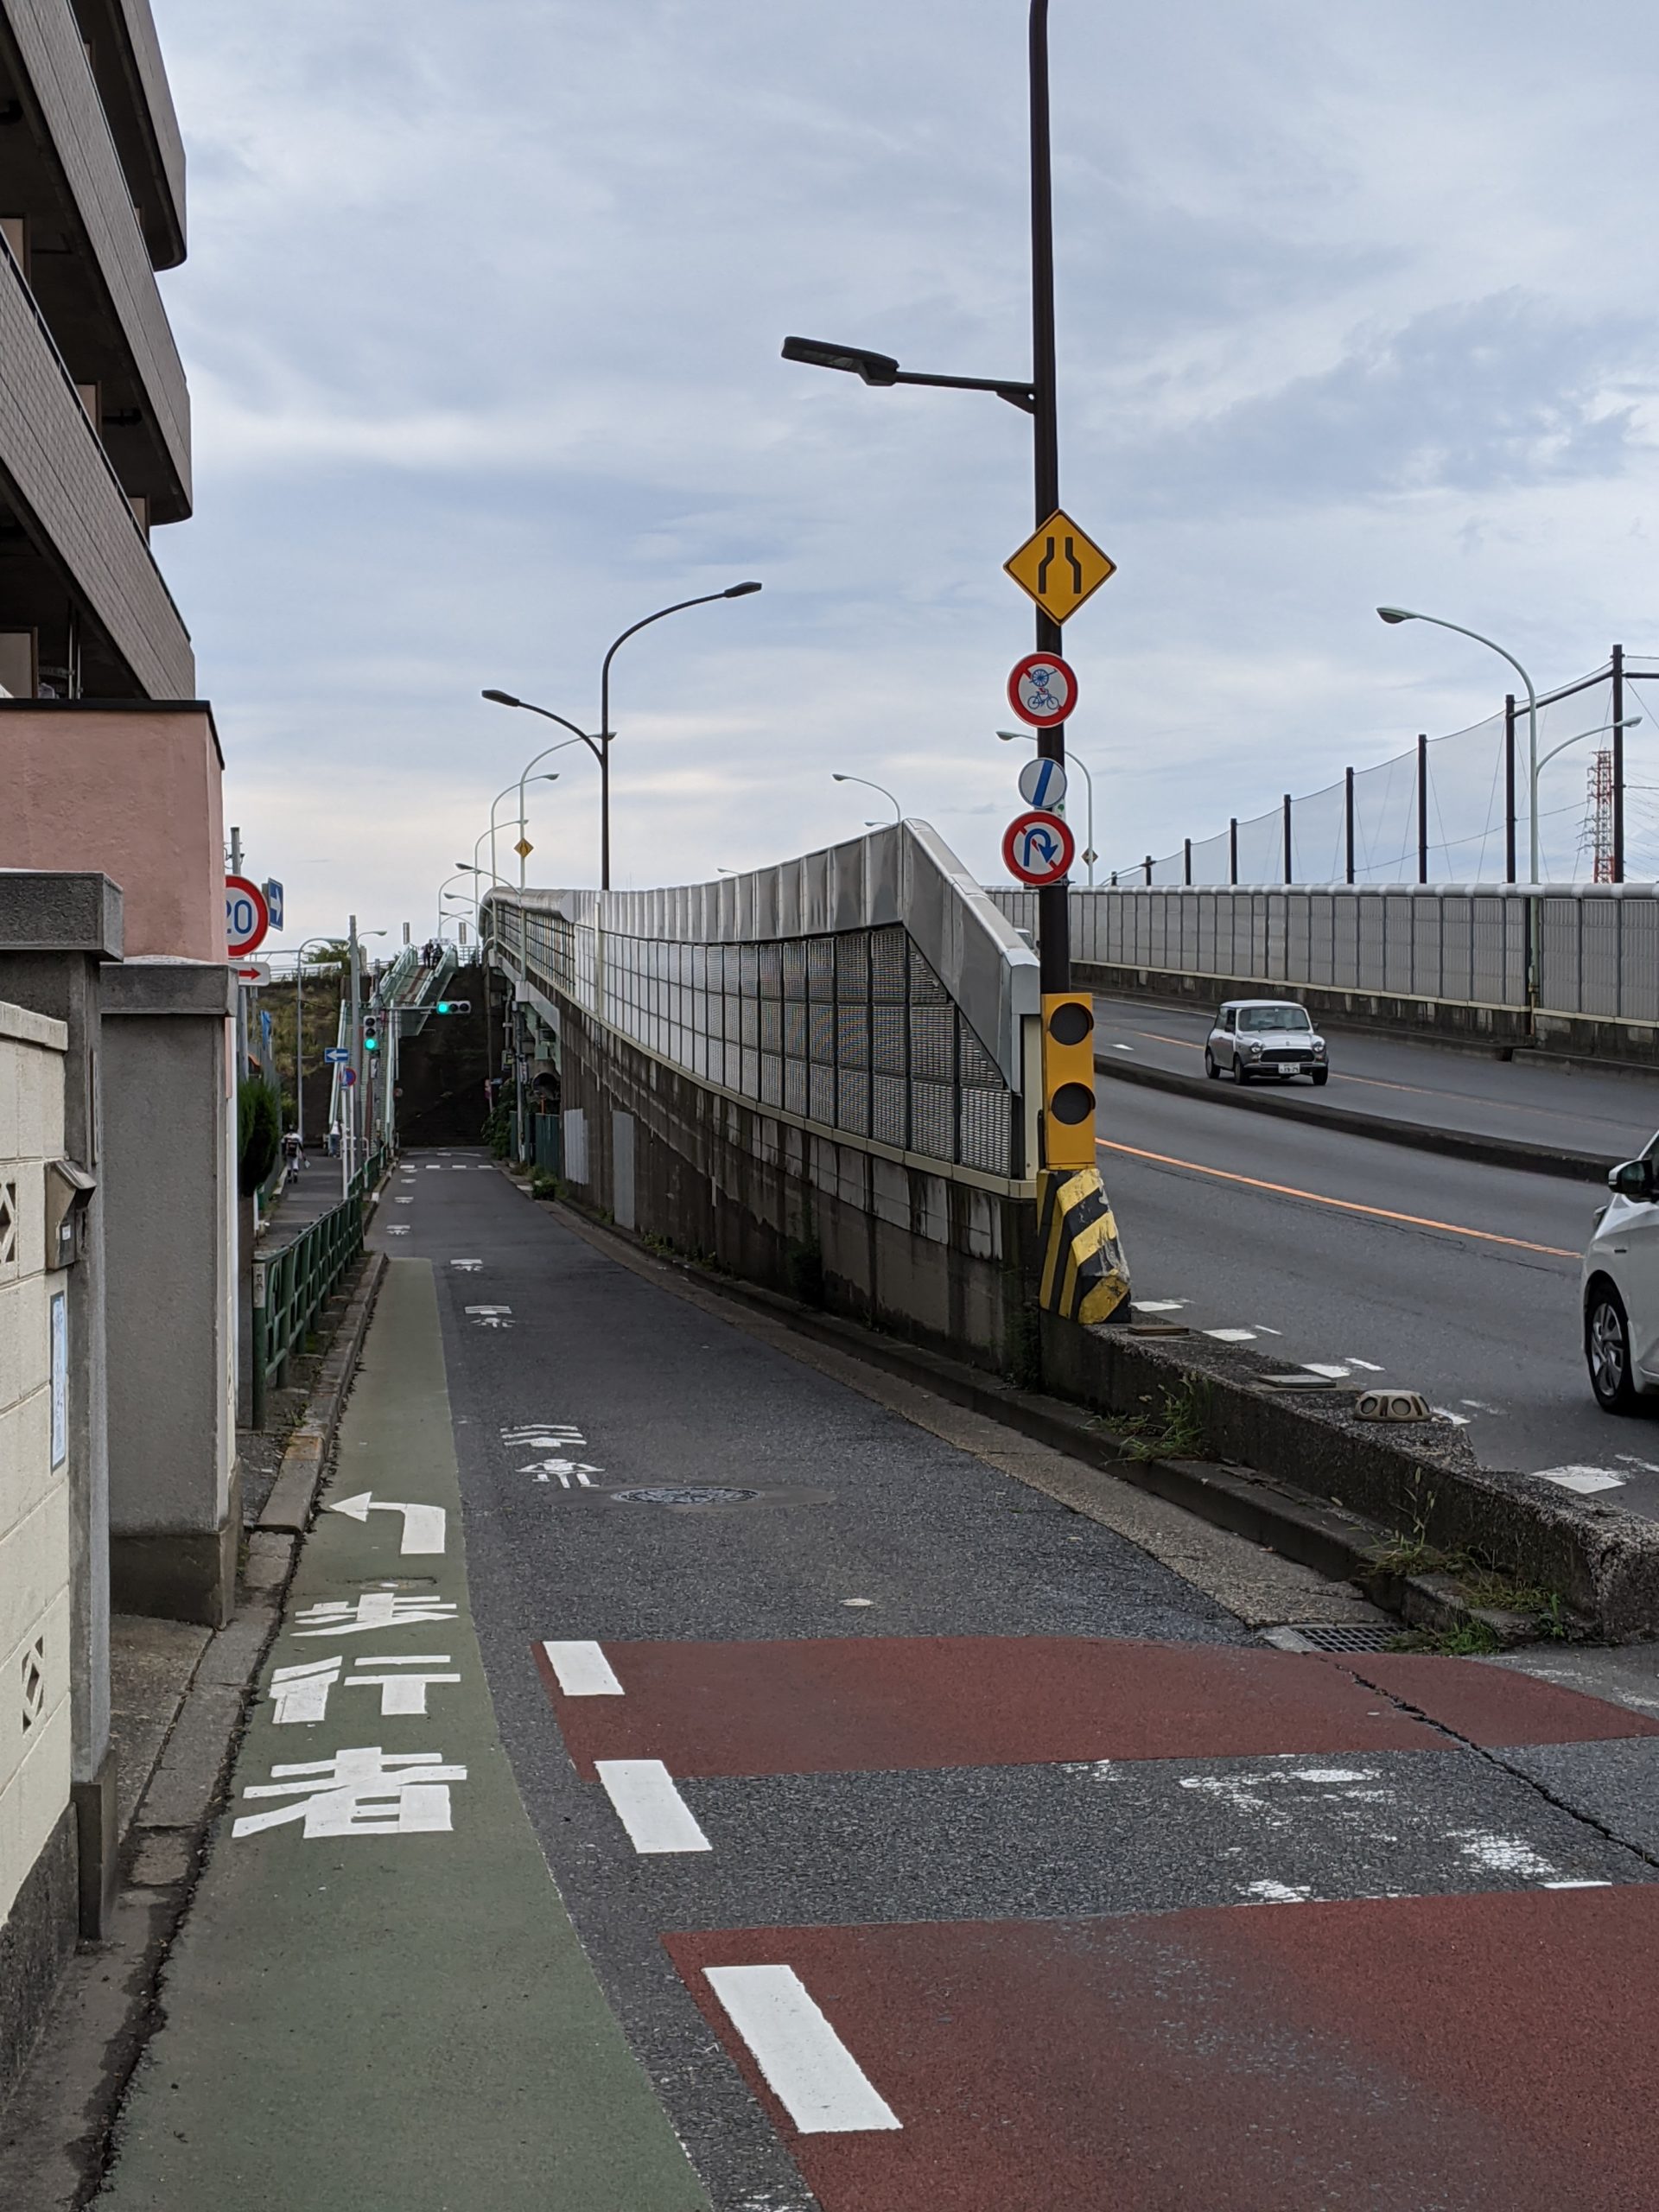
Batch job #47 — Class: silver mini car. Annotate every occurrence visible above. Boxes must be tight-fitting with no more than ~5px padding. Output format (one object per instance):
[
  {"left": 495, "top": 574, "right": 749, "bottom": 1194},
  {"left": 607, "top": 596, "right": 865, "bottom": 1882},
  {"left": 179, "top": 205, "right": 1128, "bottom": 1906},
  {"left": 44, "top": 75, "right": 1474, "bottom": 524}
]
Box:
[{"left": 1205, "top": 1000, "right": 1329, "bottom": 1086}]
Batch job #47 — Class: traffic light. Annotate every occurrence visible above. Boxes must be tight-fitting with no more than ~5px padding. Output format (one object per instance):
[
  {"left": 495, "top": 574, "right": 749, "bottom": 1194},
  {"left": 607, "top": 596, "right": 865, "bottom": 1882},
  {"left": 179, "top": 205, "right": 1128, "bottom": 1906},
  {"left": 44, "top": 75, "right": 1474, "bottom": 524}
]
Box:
[
  {"left": 435, "top": 1000, "right": 472, "bottom": 1015},
  {"left": 1040, "top": 993, "right": 1096, "bottom": 1169},
  {"left": 363, "top": 1015, "right": 380, "bottom": 1053}
]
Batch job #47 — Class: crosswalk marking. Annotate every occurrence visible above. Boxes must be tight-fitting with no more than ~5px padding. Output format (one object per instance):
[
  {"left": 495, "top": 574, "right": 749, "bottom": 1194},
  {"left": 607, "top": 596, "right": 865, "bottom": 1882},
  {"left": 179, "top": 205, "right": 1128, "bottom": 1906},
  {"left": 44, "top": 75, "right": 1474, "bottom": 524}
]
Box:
[
  {"left": 704, "top": 1963, "right": 901, "bottom": 2134},
  {"left": 541, "top": 1640, "right": 625, "bottom": 1696},
  {"left": 595, "top": 1759, "right": 710, "bottom": 1853}
]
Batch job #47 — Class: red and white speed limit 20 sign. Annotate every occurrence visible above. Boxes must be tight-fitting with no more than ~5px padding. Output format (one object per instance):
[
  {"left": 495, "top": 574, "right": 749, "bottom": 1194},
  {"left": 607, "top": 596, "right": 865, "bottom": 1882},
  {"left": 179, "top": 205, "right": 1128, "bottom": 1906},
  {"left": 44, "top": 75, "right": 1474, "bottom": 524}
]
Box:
[
  {"left": 1006, "top": 651, "right": 1078, "bottom": 730},
  {"left": 225, "top": 874, "right": 270, "bottom": 957},
  {"left": 1001, "top": 809, "right": 1076, "bottom": 887}
]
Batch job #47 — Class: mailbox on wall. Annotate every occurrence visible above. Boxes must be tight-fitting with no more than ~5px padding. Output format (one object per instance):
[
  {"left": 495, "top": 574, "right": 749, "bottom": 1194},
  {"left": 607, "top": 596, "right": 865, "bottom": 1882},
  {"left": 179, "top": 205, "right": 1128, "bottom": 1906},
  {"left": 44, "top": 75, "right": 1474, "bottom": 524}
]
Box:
[{"left": 44, "top": 1158, "right": 95, "bottom": 1269}]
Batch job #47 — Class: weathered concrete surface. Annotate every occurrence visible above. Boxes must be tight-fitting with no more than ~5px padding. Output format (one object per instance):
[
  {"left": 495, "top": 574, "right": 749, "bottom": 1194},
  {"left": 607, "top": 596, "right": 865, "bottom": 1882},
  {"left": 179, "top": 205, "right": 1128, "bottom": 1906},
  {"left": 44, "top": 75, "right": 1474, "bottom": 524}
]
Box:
[
  {"left": 1041, "top": 1313, "right": 1659, "bottom": 1638},
  {"left": 556, "top": 1001, "right": 1039, "bottom": 1376}
]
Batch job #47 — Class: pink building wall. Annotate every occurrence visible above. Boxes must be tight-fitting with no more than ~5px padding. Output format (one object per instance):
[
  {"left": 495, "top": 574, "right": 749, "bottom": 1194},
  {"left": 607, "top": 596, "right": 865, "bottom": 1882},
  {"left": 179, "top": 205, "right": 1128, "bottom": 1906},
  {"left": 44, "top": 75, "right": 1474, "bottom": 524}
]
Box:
[{"left": 0, "top": 703, "right": 224, "bottom": 960}]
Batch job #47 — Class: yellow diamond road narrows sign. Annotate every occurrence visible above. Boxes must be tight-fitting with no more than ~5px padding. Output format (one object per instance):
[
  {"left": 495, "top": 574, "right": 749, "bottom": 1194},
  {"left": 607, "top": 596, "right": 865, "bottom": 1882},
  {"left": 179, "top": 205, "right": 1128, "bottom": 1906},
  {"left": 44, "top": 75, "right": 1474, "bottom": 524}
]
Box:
[
  {"left": 1004, "top": 510, "right": 1116, "bottom": 625},
  {"left": 514, "top": 838, "right": 533, "bottom": 859}
]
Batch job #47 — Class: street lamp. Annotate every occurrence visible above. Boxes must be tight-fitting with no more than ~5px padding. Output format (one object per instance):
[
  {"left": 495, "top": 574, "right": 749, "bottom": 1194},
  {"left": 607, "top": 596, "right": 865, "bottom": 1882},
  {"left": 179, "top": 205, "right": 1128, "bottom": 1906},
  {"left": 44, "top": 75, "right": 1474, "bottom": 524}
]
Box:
[
  {"left": 484, "top": 578, "right": 762, "bottom": 891},
  {"left": 486, "top": 773, "right": 557, "bottom": 895},
  {"left": 783, "top": 1, "right": 1072, "bottom": 1006},
  {"left": 1532, "top": 715, "right": 1642, "bottom": 875},
  {"left": 999, "top": 728, "right": 1096, "bottom": 886},
  {"left": 1377, "top": 607, "right": 1542, "bottom": 882},
  {"left": 831, "top": 771, "right": 901, "bottom": 824},
  {"left": 436, "top": 873, "right": 471, "bottom": 937}
]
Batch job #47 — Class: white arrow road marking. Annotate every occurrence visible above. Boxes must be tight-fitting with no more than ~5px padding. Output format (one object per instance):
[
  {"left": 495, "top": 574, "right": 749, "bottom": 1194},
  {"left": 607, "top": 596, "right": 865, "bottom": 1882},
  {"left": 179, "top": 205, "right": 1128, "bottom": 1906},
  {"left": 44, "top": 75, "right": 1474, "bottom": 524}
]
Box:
[
  {"left": 703, "top": 1964, "right": 901, "bottom": 2134},
  {"left": 595, "top": 1760, "right": 710, "bottom": 1853},
  {"left": 1535, "top": 1466, "right": 1626, "bottom": 1494},
  {"left": 387, "top": 1227, "right": 410, "bottom": 1236},
  {"left": 326, "top": 1491, "right": 448, "bottom": 1554},
  {"left": 541, "top": 1640, "right": 624, "bottom": 1695}
]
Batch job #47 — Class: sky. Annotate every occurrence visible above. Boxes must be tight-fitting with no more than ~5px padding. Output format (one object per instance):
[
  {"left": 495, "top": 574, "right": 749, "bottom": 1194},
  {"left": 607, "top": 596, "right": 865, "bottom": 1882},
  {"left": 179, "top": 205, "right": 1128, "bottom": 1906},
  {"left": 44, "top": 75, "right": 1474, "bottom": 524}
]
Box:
[{"left": 148, "top": 0, "right": 1659, "bottom": 947}]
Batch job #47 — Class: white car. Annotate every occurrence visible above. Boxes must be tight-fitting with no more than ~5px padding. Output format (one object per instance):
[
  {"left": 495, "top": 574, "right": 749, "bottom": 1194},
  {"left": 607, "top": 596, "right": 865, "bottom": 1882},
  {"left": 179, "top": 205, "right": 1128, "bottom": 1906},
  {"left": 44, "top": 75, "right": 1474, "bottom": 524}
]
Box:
[
  {"left": 1204, "top": 1000, "right": 1330, "bottom": 1087},
  {"left": 1583, "top": 1147, "right": 1659, "bottom": 1412}
]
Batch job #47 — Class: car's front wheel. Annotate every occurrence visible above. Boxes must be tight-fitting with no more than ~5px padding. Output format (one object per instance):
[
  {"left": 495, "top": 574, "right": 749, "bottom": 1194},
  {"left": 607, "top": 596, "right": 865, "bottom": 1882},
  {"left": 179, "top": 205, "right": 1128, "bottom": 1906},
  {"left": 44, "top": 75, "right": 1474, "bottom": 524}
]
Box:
[
  {"left": 1587, "top": 1282, "right": 1639, "bottom": 1413},
  {"left": 1311, "top": 1068, "right": 1329, "bottom": 1087},
  {"left": 1204, "top": 1049, "right": 1220, "bottom": 1079},
  {"left": 1233, "top": 1054, "right": 1251, "bottom": 1084}
]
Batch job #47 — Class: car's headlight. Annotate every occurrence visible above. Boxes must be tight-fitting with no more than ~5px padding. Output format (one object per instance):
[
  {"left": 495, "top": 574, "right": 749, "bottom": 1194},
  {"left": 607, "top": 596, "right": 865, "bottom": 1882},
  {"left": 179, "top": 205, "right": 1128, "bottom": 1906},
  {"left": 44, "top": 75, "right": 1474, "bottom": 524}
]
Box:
[
  {"left": 1313, "top": 1039, "right": 1325, "bottom": 1057},
  {"left": 1249, "top": 1041, "right": 1264, "bottom": 1057}
]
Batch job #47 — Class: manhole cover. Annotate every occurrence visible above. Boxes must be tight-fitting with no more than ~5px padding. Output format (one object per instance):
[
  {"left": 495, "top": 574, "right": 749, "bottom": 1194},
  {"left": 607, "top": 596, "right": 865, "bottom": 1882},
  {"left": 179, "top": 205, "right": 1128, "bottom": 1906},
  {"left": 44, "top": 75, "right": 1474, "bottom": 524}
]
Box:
[
  {"left": 1265, "top": 1624, "right": 1401, "bottom": 1653},
  {"left": 607, "top": 1485, "right": 760, "bottom": 1507}
]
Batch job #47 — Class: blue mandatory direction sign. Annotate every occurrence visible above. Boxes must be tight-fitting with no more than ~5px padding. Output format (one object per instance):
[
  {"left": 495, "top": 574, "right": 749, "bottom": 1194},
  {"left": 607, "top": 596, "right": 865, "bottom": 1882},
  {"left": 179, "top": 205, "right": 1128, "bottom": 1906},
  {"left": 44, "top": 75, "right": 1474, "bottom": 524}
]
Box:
[
  {"left": 1017, "top": 755, "right": 1068, "bottom": 811},
  {"left": 263, "top": 879, "right": 284, "bottom": 931},
  {"left": 323, "top": 1046, "right": 350, "bottom": 1065}
]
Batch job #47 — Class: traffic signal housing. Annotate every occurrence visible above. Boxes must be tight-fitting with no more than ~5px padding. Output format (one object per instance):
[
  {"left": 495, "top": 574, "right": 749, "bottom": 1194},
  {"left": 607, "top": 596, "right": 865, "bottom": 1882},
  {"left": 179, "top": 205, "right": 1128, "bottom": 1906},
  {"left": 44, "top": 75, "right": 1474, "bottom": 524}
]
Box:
[
  {"left": 1040, "top": 993, "right": 1096, "bottom": 1169},
  {"left": 435, "top": 999, "right": 472, "bottom": 1015},
  {"left": 362, "top": 1015, "right": 380, "bottom": 1053}
]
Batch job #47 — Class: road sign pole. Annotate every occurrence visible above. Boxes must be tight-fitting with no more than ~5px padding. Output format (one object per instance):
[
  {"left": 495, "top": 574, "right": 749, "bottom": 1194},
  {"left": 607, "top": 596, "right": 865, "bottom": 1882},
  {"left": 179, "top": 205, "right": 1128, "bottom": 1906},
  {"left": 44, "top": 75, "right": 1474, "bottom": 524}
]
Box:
[{"left": 1029, "top": 0, "right": 1070, "bottom": 1002}]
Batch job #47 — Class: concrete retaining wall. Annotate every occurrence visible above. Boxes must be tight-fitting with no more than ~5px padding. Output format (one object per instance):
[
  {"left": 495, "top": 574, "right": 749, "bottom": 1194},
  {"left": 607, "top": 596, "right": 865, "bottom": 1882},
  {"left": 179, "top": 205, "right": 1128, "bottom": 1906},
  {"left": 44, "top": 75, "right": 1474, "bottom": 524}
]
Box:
[{"left": 555, "top": 1004, "right": 1038, "bottom": 1376}]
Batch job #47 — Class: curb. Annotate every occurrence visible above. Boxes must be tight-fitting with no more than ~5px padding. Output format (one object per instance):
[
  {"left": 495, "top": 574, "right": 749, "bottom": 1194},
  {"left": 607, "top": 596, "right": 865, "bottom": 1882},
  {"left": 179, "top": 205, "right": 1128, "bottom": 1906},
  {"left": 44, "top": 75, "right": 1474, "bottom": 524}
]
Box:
[
  {"left": 257, "top": 1249, "right": 389, "bottom": 1534},
  {"left": 1095, "top": 1053, "right": 1618, "bottom": 1184},
  {"left": 535, "top": 1191, "right": 1560, "bottom": 1648}
]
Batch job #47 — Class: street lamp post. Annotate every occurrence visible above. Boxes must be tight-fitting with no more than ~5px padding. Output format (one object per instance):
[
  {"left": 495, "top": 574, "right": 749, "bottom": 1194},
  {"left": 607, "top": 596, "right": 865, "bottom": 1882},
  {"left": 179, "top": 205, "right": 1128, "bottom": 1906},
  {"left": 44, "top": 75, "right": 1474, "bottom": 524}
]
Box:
[
  {"left": 484, "top": 579, "right": 761, "bottom": 891},
  {"left": 782, "top": 0, "right": 1070, "bottom": 999},
  {"left": 436, "top": 874, "right": 470, "bottom": 938},
  {"left": 1530, "top": 715, "right": 1641, "bottom": 869},
  {"left": 831, "top": 771, "right": 901, "bottom": 823},
  {"left": 1377, "top": 608, "right": 1541, "bottom": 881},
  {"left": 486, "top": 774, "right": 557, "bottom": 896}
]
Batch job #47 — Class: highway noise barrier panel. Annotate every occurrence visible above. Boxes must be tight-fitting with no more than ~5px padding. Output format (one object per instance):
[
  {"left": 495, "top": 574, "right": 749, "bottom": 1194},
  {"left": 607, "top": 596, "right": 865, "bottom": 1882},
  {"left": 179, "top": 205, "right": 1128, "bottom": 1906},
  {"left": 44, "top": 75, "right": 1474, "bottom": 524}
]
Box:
[{"left": 1038, "top": 1165, "right": 1130, "bottom": 1327}]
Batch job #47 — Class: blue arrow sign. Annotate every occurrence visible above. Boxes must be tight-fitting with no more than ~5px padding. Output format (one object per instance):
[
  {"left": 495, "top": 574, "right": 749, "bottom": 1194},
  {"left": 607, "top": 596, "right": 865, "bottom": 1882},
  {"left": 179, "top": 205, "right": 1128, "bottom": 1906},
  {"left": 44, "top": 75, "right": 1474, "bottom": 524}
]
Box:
[{"left": 323, "top": 1046, "right": 350, "bottom": 1064}]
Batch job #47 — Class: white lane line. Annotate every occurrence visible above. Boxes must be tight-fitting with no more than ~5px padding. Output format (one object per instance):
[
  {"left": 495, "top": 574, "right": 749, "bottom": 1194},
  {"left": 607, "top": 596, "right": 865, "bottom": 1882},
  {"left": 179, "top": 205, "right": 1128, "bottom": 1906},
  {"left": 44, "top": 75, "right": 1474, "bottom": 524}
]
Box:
[
  {"left": 1431, "top": 1407, "right": 1471, "bottom": 1427},
  {"left": 703, "top": 1963, "right": 901, "bottom": 2134},
  {"left": 1616, "top": 1453, "right": 1659, "bottom": 1474},
  {"left": 541, "top": 1640, "right": 625, "bottom": 1696},
  {"left": 1133, "top": 1300, "right": 1186, "bottom": 1313},
  {"left": 1543, "top": 1878, "right": 1613, "bottom": 1890},
  {"left": 1252, "top": 1324, "right": 1283, "bottom": 1335},
  {"left": 1345, "top": 1357, "right": 1385, "bottom": 1372},
  {"left": 1205, "top": 1328, "right": 1257, "bottom": 1344},
  {"left": 1535, "top": 1466, "right": 1626, "bottom": 1494},
  {"left": 595, "top": 1759, "right": 710, "bottom": 1853}
]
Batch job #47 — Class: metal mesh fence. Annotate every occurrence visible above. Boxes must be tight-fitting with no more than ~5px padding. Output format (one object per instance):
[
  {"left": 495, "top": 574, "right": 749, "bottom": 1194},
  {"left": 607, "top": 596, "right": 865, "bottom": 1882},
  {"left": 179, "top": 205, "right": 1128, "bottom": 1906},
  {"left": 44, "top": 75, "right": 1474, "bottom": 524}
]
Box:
[
  {"left": 512, "top": 903, "right": 1017, "bottom": 1176},
  {"left": 1116, "top": 658, "right": 1659, "bottom": 888}
]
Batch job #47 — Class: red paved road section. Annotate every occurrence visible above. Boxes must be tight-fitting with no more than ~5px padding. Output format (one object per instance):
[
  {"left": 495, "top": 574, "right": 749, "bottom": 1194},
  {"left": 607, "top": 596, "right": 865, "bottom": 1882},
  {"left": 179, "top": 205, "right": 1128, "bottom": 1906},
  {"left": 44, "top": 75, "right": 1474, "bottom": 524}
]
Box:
[
  {"left": 535, "top": 1636, "right": 1452, "bottom": 1776},
  {"left": 1329, "top": 1652, "right": 1659, "bottom": 1745},
  {"left": 668, "top": 1887, "right": 1659, "bottom": 2211}
]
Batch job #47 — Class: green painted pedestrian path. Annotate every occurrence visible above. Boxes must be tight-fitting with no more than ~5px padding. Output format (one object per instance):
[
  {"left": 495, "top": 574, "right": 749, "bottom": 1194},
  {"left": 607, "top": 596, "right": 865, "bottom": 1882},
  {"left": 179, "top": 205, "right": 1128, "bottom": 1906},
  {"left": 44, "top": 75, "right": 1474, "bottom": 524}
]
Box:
[{"left": 99, "top": 1261, "right": 709, "bottom": 2212}]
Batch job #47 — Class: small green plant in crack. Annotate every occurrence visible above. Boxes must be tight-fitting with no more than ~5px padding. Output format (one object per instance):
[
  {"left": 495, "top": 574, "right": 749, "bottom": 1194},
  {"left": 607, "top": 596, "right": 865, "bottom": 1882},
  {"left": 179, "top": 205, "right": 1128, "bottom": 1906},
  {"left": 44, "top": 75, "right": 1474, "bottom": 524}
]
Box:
[{"left": 1116, "top": 1376, "right": 1210, "bottom": 1463}]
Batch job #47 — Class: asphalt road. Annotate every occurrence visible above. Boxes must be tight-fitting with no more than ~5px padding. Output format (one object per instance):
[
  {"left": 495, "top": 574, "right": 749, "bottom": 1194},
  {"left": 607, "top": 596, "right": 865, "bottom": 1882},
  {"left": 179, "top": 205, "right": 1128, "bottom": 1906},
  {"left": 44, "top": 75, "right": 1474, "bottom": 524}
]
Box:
[
  {"left": 1092, "top": 991, "right": 1659, "bottom": 1159},
  {"left": 1091, "top": 1068, "right": 1659, "bottom": 1514},
  {"left": 337, "top": 1154, "right": 1659, "bottom": 2209}
]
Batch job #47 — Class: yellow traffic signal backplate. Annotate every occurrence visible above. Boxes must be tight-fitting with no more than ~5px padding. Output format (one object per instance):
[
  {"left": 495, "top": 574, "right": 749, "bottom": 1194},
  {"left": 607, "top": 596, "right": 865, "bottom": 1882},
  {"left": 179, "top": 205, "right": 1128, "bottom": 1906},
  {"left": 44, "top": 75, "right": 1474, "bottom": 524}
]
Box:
[{"left": 1004, "top": 509, "right": 1116, "bottom": 625}]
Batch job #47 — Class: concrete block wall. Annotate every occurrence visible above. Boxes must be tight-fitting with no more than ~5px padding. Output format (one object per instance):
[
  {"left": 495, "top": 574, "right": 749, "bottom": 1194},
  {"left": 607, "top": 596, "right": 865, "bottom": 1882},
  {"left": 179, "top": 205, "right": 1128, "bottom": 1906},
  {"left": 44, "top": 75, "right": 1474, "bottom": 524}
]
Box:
[
  {"left": 0, "top": 998, "right": 78, "bottom": 2096},
  {"left": 554, "top": 1004, "right": 1037, "bottom": 1375}
]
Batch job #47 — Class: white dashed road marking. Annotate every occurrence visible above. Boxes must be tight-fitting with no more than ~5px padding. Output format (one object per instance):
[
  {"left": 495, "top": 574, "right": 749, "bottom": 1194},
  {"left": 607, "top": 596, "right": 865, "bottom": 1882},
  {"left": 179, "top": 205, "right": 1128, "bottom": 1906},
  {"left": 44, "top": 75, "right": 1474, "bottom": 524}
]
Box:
[
  {"left": 1535, "top": 1466, "right": 1626, "bottom": 1494},
  {"left": 541, "top": 1640, "right": 624, "bottom": 1696},
  {"left": 1205, "top": 1329, "right": 1256, "bottom": 1344},
  {"left": 595, "top": 1760, "right": 710, "bottom": 1854},
  {"left": 703, "top": 1963, "right": 901, "bottom": 2134}
]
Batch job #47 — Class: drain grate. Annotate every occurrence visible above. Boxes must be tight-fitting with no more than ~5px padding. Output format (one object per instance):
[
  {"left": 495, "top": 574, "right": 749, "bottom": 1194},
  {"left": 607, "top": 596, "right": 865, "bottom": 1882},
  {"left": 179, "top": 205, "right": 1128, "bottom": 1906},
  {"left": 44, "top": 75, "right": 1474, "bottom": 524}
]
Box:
[
  {"left": 607, "top": 1485, "right": 760, "bottom": 1507},
  {"left": 1263, "top": 1623, "right": 1402, "bottom": 1654}
]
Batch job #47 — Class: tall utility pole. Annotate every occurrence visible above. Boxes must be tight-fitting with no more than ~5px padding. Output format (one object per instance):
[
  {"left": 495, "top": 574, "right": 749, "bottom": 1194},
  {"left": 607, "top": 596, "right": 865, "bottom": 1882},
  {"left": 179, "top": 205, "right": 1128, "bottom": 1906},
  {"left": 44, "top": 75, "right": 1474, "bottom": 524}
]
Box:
[{"left": 1027, "top": 0, "right": 1069, "bottom": 998}]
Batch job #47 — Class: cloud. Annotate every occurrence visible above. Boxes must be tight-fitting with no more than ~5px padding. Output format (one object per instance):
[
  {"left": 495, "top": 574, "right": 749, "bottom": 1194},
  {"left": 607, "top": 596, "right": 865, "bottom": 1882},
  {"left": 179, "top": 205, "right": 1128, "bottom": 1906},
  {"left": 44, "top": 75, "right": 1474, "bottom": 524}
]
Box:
[{"left": 143, "top": 0, "right": 1659, "bottom": 936}]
